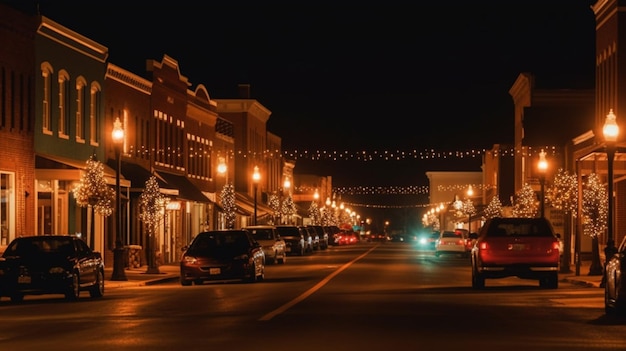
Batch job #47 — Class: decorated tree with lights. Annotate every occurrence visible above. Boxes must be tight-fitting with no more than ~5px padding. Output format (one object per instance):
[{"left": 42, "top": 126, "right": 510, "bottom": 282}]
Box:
[
  {"left": 308, "top": 201, "right": 321, "bottom": 225},
  {"left": 73, "top": 156, "right": 115, "bottom": 247},
  {"left": 483, "top": 195, "right": 503, "bottom": 219},
  {"left": 74, "top": 156, "right": 115, "bottom": 216},
  {"left": 220, "top": 182, "right": 237, "bottom": 229},
  {"left": 139, "top": 176, "right": 166, "bottom": 274},
  {"left": 582, "top": 173, "right": 607, "bottom": 275},
  {"left": 512, "top": 183, "right": 538, "bottom": 218},
  {"left": 546, "top": 168, "right": 578, "bottom": 217},
  {"left": 321, "top": 207, "right": 334, "bottom": 226},
  {"left": 281, "top": 194, "right": 297, "bottom": 224},
  {"left": 268, "top": 192, "right": 281, "bottom": 224}
]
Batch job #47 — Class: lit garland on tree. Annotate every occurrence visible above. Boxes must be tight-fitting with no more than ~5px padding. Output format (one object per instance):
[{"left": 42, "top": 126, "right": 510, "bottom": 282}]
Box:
[
  {"left": 321, "top": 207, "right": 334, "bottom": 226},
  {"left": 268, "top": 192, "right": 281, "bottom": 224},
  {"left": 308, "top": 201, "right": 321, "bottom": 225},
  {"left": 546, "top": 168, "right": 578, "bottom": 217},
  {"left": 463, "top": 199, "right": 476, "bottom": 218},
  {"left": 512, "top": 183, "right": 538, "bottom": 218},
  {"left": 73, "top": 155, "right": 114, "bottom": 217},
  {"left": 138, "top": 176, "right": 166, "bottom": 231},
  {"left": 483, "top": 195, "right": 503, "bottom": 219},
  {"left": 582, "top": 173, "right": 607, "bottom": 238},
  {"left": 220, "top": 182, "right": 237, "bottom": 229},
  {"left": 281, "top": 195, "right": 297, "bottom": 224}
]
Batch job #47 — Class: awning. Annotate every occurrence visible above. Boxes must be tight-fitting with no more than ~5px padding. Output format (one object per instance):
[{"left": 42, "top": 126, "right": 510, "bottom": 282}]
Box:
[
  {"left": 155, "top": 171, "right": 210, "bottom": 203},
  {"left": 112, "top": 161, "right": 174, "bottom": 193},
  {"left": 36, "top": 154, "right": 129, "bottom": 187},
  {"left": 235, "top": 192, "right": 273, "bottom": 218}
]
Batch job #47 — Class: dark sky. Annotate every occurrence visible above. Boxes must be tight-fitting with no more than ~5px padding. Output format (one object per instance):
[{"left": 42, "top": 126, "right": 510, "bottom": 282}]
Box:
[{"left": 6, "top": 0, "right": 598, "bottom": 226}]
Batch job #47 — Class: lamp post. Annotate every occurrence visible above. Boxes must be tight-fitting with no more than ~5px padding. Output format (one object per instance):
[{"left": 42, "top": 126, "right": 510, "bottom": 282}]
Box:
[
  {"left": 538, "top": 149, "right": 548, "bottom": 218},
  {"left": 467, "top": 185, "right": 474, "bottom": 233},
  {"left": 111, "top": 117, "right": 127, "bottom": 281},
  {"left": 603, "top": 109, "right": 619, "bottom": 285},
  {"left": 252, "top": 166, "right": 260, "bottom": 225}
]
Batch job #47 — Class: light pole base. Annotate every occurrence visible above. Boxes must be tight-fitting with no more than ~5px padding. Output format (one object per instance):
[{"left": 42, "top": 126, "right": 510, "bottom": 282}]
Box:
[{"left": 110, "top": 246, "right": 128, "bottom": 281}]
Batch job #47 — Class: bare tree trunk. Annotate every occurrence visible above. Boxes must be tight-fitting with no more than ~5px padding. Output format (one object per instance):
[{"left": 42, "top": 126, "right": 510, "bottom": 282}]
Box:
[{"left": 588, "top": 235, "right": 604, "bottom": 276}]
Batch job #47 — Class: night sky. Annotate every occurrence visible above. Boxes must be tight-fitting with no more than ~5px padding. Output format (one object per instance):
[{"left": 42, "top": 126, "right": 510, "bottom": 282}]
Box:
[{"left": 4, "top": 0, "right": 598, "bottom": 229}]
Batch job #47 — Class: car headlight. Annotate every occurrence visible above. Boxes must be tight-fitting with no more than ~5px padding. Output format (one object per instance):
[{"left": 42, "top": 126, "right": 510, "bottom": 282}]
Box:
[{"left": 182, "top": 256, "right": 198, "bottom": 264}]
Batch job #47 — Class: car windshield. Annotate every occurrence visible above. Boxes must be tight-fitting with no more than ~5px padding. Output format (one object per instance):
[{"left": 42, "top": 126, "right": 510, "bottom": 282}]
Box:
[{"left": 4, "top": 237, "right": 74, "bottom": 257}]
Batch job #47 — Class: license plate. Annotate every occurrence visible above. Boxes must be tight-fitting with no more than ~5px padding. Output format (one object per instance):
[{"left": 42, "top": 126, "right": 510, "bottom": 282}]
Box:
[
  {"left": 209, "top": 268, "right": 221, "bottom": 275},
  {"left": 510, "top": 244, "right": 527, "bottom": 250},
  {"left": 18, "top": 275, "right": 31, "bottom": 284}
]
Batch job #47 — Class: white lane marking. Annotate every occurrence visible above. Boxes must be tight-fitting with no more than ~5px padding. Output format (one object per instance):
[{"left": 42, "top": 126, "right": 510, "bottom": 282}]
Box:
[{"left": 258, "top": 245, "right": 378, "bottom": 321}]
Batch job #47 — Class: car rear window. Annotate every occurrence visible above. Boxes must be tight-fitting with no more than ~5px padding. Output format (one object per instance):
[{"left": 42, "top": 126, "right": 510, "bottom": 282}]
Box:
[{"left": 487, "top": 220, "right": 554, "bottom": 237}]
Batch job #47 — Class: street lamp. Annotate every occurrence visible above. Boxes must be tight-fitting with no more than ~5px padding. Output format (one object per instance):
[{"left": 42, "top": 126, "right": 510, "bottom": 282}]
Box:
[
  {"left": 538, "top": 149, "right": 548, "bottom": 218},
  {"left": 111, "top": 117, "right": 127, "bottom": 281},
  {"left": 603, "top": 109, "right": 619, "bottom": 280},
  {"left": 466, "top": 185, "right": 474, "bottom": 234},
  {"left": 252, "top": 166, "right": 260, "bottom": 225}
]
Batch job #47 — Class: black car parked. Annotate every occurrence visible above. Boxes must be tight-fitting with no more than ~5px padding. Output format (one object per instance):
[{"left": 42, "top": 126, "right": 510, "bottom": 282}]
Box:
[{"left": 0, "top": 235, "right": 105, "bottom": 302}]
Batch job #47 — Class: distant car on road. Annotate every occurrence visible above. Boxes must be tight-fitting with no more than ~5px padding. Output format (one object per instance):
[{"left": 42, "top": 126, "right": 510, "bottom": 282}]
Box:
[
  {"left": 180, "top": 229, "right": 265, "bottom": 285},
  {"left": 417, "top": 231, "right": 439, "bottom": 250},
  {"left": 435, "top": 229, "right": 471, "bottom": 258},
  {"left": 0, "top": 235, "right": 105, "bottom": 302}
]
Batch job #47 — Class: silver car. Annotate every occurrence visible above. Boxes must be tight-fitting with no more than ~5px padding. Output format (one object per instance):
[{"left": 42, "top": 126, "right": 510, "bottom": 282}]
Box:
[{"left": 243, "top": 225, "right": 287, "bottom": 264}]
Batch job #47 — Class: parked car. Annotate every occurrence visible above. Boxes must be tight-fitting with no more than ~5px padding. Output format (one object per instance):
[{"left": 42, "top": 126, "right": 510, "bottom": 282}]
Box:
[
  {"left": 297, "top": 226, "right": 314, "bottom": 253},
  {"left": 244, "top": 225, "right": 286, "bottom": 264},
  {"left": 324, "top": 225, "right": 340, "bottom": 246},
  {"left": 304, "top": 226, "right": 320, "bottom": 250},
  {"left": 435, "top": 229, "right": 471, "bottom": 257},
  {"left": 605, "top": 235, "right": 626, "bottom": 315},
  {"left": 470, "top": 217, "right": 561, "bottom": 289},
  {"left": 179, "top": 229, "right": 265, "bottom": 285},
  {"left": 307, "top": 225, "right": 328, "bottom": 250},
  {"left": 0, "top": 235, "right": 105, "bottom": 302},
  {"left": 275, "top": 225, "right": 306, "bottom": 256}
]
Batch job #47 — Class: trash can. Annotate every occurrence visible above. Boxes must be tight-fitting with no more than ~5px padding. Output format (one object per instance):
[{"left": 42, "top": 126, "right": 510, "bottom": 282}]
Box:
[{"left": 127, "top": 245, "right": 143, "bottom": 269}]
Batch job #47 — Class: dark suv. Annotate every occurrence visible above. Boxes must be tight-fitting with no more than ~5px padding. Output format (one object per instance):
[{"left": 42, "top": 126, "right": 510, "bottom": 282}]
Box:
[{"left": 470, "top": 217, "right": 561, "bottom": 289}]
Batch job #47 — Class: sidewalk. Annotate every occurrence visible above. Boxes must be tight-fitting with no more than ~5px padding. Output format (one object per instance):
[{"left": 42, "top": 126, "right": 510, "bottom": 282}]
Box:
[
  {"left": 104, "top": 264, "right": 179, "bottom": 289},
  {"left": 560, "top": 260, "right": 604, "bottom": 288},
  {"left": 104, "top": 260, "right": 604, "bottom": 289}
]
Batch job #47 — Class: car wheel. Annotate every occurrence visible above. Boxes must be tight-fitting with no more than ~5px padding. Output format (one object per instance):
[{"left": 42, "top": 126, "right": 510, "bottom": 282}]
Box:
[
  {"left": 271, "top": 252, "right": 278, "bottom": 265},
  {"left": 278, "top": 251, "right": 286, "bottom": 264},
  {"left": 89, "top": 269, "right": 105, "bottom": 298},
  {"left": 257, "top": 264, "right": 265, "bottom": 282},
  {"left": 471, "top": 266, "right": 485, "bottom": 289},
  {"left": 65, "top": 271, "right": 80, "bottom": 301},
  {"left": 180, "top": 277, "right": 192, "bottom": 286}
]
